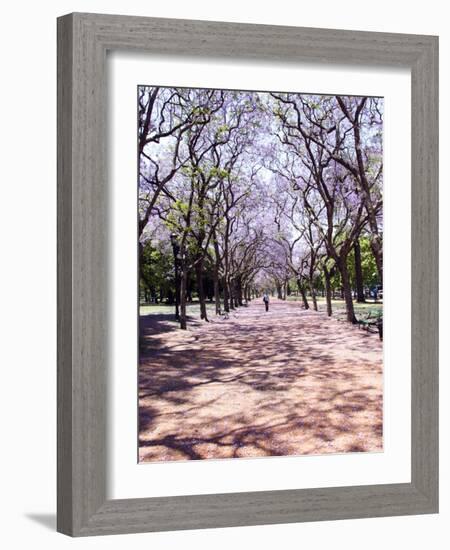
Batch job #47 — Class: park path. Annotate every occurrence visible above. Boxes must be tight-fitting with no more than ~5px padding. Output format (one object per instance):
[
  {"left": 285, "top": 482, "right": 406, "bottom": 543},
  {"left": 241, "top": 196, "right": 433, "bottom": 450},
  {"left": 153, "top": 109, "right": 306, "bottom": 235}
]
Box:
[{"left": 139, "top": 299, "right": 383, "bottom": 462}]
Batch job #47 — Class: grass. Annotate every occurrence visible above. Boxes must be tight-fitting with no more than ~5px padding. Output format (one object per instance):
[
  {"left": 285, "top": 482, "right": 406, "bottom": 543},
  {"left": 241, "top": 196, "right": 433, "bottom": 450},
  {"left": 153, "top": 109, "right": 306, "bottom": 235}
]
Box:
[
  {"left": 286, "top": 295, "right": 383, "bottom": 319},
  {"left": 140, "top": 301, "right": 220, "bottom": 318},
  {"left": 140, "top": 297, "right": 382, "bottom": 323}
]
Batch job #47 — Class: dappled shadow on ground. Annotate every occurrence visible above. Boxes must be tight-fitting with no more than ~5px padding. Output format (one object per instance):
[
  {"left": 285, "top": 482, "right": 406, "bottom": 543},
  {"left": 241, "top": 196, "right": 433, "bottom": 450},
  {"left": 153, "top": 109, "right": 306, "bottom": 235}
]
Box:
[{"left": 139, "top": 300, "right": 383, "bottom": 462}]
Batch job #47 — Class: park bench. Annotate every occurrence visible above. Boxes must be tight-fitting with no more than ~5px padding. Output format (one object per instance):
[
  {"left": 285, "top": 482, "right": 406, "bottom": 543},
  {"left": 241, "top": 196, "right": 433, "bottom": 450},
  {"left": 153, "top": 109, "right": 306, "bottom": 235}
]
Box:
[{"left": 357, "top": 310, "right": 383, "bottom": 340}]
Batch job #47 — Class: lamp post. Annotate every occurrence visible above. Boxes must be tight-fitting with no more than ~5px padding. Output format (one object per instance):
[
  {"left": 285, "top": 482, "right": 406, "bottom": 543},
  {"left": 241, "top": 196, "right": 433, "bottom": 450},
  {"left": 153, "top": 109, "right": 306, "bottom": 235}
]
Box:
[{"left": 170, "top": 233, "right": 180, "bottom": 321}]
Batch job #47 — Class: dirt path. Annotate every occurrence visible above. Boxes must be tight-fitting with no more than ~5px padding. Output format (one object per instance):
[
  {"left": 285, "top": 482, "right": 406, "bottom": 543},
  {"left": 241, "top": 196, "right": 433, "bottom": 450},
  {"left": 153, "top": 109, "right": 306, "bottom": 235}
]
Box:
[{"left": 139, "top": 299, "right": 383, "bottom": 462}]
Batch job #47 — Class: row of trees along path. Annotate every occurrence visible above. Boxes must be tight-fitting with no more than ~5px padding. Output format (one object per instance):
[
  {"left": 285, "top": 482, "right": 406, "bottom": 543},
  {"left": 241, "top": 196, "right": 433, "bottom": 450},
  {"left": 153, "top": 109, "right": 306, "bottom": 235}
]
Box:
[{"left": 139, "top": 88, "right": 382, "bottom": 327}]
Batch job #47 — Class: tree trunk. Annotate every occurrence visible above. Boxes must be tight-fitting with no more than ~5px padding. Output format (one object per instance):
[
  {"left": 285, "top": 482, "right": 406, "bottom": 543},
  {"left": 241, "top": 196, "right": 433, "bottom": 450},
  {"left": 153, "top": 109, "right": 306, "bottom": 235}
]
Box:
[
  {"left": 297, "top": 279, "right": 309, "bottom": 310},
  {"left": 370, "top": 237, "right": 383, "bottom": 286},
  {"left": 229, "top": 279, "right": 235, "bottom": 310},
  {"left": 195, "top": 258, "right": 208, "bottom": 321},
  {"left": 309, "top": 280, "right": 318, "bottom": 311},
  {"left": 213, "top": 271, "right": 221, "bottom": 315},
  {"left": 323, "top": 266, "right": 333, "bottom": 317},
  {"left": 167, "top": 288, "right": 174, "bottom": 305},
  {"left": 276, "top": 283, "right": 282, "bottom": 300},
  {"left": 213, "top": 233, "right": 221, "bottom": 315},
  {"left": 354, "top": 239, "right": 366, "bottom": 303},
  {"left": 179, "top": 262, "right": 188, "bottom": 330},
  {"left": 186, "top": 274, "right": 193, "bottom": 302},
  {"left": 223, "top": 219, "right": 231, "bottom": 312},
  {"left": 223, "top": 276, "right": 229, "bottom": 312},
  {"left": 339, "top": 257, "right": 357, "bottom": 323},
  {"left": 237, "top": 276, "right": 243, "bottom": 306},
  {"left": 151, "top": 287, "right": 158, "bottom": 304}
]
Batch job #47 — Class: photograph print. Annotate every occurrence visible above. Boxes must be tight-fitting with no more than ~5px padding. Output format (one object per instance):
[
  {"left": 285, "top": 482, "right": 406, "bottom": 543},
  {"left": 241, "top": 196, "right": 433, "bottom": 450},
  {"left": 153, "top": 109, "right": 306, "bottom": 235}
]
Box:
[{"left": 138, "top": 85, "right": 383, "bottom": 463}]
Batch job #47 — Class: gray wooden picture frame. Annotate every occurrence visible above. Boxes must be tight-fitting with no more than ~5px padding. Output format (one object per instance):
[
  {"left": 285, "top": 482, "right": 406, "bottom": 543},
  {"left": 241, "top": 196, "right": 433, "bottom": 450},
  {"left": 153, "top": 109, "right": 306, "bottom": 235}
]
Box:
[{"left": 57, "top": 12, "right": 438, "bottom": 537}]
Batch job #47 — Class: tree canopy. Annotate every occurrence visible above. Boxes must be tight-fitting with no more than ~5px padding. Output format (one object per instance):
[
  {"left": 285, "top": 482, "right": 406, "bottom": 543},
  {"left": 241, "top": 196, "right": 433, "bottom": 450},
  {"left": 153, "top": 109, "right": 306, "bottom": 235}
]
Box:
[{"left": 139, "top": 86, "right": 383, "bottom": 328}]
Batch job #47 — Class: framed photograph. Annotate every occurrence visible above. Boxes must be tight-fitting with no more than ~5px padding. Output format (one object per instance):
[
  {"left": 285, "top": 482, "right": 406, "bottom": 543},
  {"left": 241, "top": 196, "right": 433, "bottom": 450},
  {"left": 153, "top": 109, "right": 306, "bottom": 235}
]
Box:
[{"left": 57, "top": 12, "right": 438, "bottom": 536}]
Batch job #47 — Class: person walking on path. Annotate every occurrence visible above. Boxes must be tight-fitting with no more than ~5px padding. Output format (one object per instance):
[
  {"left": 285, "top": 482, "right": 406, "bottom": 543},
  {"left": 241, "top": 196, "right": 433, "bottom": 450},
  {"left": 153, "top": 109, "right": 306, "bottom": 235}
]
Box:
[{"left": 263, "top": 293, "right": 270, "bottom": 312}]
